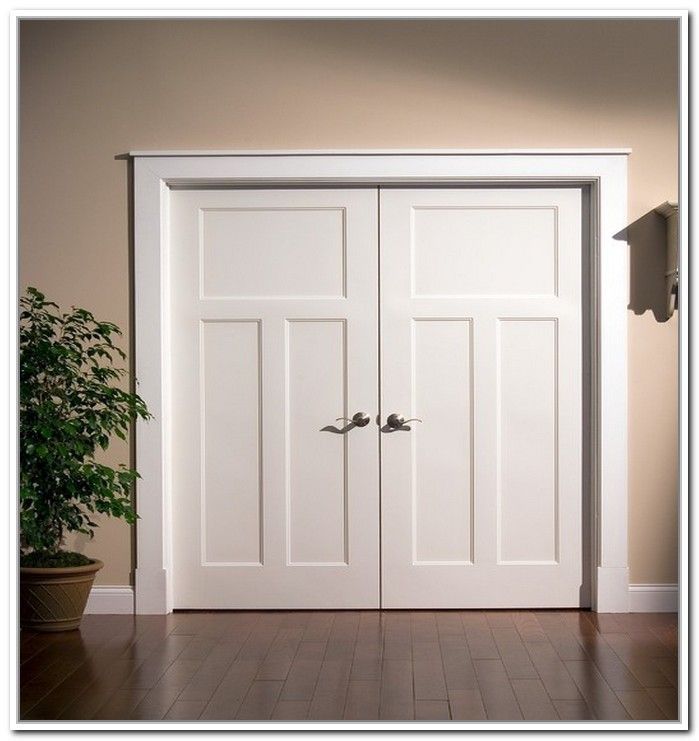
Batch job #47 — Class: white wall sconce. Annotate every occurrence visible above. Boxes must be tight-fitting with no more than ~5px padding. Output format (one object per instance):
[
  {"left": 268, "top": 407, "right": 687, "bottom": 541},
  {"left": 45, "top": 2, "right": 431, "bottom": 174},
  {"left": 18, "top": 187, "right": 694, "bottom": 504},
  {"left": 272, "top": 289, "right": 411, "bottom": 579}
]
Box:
[{"left": 655, "top": 201, "right": 679, "bottom": 320}]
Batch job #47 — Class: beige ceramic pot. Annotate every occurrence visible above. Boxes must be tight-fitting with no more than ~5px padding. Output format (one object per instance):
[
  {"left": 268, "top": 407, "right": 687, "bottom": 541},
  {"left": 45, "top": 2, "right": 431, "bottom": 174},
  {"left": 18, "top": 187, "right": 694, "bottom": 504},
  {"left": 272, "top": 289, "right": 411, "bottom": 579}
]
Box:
[{"left": 20, "top": 559, "right": 103, "bottom": 632}]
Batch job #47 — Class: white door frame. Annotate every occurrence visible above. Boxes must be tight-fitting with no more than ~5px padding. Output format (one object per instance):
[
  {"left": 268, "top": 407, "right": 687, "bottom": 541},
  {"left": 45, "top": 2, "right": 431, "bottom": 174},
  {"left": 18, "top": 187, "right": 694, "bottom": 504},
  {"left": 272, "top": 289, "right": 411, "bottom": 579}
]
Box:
[{"left": 133, "top": 149, "right": 630, "bottom": 614}]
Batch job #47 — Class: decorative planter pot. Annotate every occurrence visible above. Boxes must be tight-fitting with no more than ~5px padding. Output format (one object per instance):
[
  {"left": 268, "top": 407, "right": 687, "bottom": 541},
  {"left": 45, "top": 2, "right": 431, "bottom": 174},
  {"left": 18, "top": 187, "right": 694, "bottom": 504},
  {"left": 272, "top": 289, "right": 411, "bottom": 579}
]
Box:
[{"left": 20, "top": 560, "right": 103, "bottom": 632}]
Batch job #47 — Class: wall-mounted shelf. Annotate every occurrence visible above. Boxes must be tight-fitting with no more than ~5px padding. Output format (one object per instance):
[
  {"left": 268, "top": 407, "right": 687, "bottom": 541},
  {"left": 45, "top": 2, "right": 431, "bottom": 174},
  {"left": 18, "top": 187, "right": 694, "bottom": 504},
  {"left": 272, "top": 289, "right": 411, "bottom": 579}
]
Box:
[{"left": 655, "top": 201, "right": 679, "bottom": 319}]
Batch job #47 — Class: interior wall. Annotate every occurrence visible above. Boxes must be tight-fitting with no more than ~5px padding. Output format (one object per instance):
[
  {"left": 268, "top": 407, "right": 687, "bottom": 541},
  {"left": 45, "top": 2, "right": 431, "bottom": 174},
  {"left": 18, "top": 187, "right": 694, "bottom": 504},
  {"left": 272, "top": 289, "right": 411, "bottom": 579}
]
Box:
[{"left": 19, "top": 19, "right": 679, "bottom": 587}]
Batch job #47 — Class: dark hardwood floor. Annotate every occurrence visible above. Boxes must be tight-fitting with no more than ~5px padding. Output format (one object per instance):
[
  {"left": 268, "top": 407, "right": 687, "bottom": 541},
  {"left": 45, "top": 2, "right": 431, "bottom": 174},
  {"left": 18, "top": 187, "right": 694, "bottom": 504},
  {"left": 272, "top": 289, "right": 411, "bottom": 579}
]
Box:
[{"left": 19, "top": 610, "right": 678, "bottom": 722}]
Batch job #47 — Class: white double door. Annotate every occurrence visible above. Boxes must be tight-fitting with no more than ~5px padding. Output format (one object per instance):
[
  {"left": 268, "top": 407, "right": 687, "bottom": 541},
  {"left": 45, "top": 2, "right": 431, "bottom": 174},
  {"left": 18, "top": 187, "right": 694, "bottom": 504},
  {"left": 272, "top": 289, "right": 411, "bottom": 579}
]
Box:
[{"left": 169, "top": 186, "right": 585, "bottom": 609}]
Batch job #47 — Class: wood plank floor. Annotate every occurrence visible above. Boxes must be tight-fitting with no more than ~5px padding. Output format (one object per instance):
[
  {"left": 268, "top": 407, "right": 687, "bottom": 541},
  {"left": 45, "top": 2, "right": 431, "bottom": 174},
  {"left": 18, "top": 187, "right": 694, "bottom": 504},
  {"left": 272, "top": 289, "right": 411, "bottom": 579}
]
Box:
[{"left": 19, "top": 610, "right": 678, "bottom": 722}]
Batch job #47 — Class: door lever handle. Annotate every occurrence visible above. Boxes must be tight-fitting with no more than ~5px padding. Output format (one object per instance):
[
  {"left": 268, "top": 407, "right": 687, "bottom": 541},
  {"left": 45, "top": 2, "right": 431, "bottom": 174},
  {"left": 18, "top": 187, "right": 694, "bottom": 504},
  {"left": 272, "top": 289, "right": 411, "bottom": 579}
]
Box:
[
  {"left": 336, "top": 412, "right": 371, "bottom": 428},
  {"left": 386, "top": 413, "right": 423, "bottom": 429}
]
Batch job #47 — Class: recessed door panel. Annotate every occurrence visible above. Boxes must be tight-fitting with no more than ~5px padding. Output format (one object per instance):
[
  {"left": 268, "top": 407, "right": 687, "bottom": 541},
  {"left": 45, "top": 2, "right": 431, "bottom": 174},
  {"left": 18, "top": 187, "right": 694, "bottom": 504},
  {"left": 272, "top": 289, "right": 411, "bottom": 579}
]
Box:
[
  {"left": 200, "top": 207, "right": 346, "bottom": 299},
  {"left": 287, "top": 319, "right": 347, "bottom": 565},
  {"left": 412, "top": 319, "right": 473, "bottom": 565},
  {"left": 200, "top": 320, "right": 262, "bottom": 565},
  {"left": 497, "top": 318, "right": 558, "bottom": 565},
  {"left": 412, "top": 206, "right": 557, "bottom": 296}
]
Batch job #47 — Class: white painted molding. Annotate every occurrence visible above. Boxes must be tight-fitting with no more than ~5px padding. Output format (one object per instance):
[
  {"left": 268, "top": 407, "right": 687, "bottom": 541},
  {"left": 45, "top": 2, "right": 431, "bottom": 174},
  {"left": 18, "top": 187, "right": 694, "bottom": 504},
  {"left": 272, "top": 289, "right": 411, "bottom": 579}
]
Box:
[
  {"left": 129, "top": 148, "right": 632, "bottom": 157},
  {"left": 596, "top": 566, "right": 630, "bottom": 612},
  {"left": 134, "top": 151, "right": 629, "bottom": 614},
  {"left": 84, "top": 586, "right": 134, "bottom": 615},
  {"left": 628, "top": 584, "right": 678, "bottom": 613},
  {"left": 134, "top": 567, "right": 169, "bottom": 614}
]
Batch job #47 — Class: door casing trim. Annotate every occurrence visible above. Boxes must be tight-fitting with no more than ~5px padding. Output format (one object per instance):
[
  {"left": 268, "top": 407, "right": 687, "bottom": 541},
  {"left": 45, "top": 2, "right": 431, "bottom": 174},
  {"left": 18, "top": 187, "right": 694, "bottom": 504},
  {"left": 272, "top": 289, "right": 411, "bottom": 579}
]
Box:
[{"left": 133, "top": 151, "right": 630, "bottom": 613}]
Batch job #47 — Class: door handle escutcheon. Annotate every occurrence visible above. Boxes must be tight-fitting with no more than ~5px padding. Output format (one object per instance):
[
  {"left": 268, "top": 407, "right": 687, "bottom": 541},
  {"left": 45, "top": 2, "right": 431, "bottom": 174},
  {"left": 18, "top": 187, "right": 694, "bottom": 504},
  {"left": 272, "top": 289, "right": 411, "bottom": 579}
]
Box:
[
  {"left": 386, "top": 413, "right": 423, "bottom": 429},
  {"left": 336, "top": 412, "right": 371, "bottom": 427}
]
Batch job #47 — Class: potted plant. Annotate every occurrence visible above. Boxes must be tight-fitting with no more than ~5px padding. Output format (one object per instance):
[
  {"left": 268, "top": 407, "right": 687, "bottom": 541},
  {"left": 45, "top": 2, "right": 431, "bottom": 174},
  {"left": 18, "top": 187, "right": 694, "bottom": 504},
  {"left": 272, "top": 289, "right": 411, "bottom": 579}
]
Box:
[{"left": 19, "top": 287, "right": 151, "bottom": 631}]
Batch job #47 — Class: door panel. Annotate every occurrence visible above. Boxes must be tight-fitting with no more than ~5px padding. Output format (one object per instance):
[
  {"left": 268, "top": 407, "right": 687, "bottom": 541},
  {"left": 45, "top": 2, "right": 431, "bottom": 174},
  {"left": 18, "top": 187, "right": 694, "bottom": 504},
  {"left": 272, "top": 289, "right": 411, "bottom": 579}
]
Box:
[
  {"left": 287, "top": 319, "right": 347, "bottom": 565},
  {"left": 412, "top": 318, "right": 474, "bottom": 565},
  {"left": 380, "top": 188, "right": 585, "bottom": 608},
  {"left": 200, "top": 320, "right": 262, "bottom": 565},
  {"left": 170, "top": 189, "right": 379, "bottom": 608},
  {"left": 497, "top": 318, "right": 558, "bottom": 564}
]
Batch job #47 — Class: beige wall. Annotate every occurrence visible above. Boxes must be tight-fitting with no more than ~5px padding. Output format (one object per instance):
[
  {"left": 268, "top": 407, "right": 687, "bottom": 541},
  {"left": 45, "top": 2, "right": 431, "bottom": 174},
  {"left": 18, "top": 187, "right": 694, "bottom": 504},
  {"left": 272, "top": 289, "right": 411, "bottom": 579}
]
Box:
[{"left": 20, "top": 19, "right": 679, "bottom": 586}]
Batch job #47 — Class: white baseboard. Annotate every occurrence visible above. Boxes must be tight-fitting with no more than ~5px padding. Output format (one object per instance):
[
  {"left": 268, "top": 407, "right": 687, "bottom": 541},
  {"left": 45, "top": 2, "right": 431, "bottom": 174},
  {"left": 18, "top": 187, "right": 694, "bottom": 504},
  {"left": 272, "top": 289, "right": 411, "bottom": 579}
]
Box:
[
  {"left": 84, "top": 583, "right": 677, "bottom": 614},
  {"left": 85, "top": 586, "right": 134, "bottom": 614},
  {"left": 628, "top": 583, "right": 678, "bottom": 613}
]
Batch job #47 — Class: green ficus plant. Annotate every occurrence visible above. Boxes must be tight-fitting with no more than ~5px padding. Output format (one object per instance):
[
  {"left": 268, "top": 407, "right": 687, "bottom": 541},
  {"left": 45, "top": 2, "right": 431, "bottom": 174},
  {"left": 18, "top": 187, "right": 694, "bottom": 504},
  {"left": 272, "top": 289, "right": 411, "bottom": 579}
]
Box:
[{"left": 19, "top": 287, "right": 151, "bottom": 562}]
